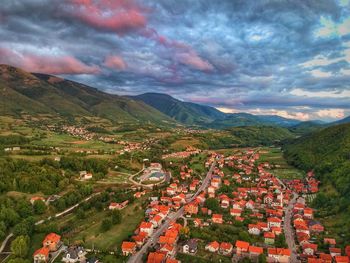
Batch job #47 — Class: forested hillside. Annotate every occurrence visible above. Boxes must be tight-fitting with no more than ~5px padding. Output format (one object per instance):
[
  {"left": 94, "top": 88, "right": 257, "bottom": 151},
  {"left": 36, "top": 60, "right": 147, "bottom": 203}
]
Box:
[{"left": 283, "top": 123, "right": 350, "bottom": 243}]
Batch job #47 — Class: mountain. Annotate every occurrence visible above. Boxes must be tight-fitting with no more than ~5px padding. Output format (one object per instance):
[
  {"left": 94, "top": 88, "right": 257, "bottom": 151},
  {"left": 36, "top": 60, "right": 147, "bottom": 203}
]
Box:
[
  {"left": 227, "top": 126, "right": 295, "bottom": 146},
  {"left": 131, "top": 93, "right": 226, "bottom": 126},
  {"left": 288, "top": 121, "right": 325, "bottom": 135},
  {"left": 207, "top": 113, "right": 301, "bottom": 129},
  {"left": 330, "top": 115, "right": 350, "bottom": 125},
  {"left": 0, "top": 65, "right": 175, "bottom": 125},
  {"left": 132, "top": 93, "right": 302, "bottom": 128},
  {"left": 284, "top": 123, "right": 350, "bottom": 242}
]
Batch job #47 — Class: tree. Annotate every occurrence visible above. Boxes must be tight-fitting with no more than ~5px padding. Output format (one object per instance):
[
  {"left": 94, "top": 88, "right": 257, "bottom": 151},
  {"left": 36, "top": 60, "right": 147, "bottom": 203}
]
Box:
[
  {"left": 0, "top": 221, "right": 6, "bottom": 240},
  {"left": 100, "top": 219, "right": 112, "bottom": 232},
  {"left": 258, "top": 254, "right": 267, "bottom": 263},
  {"left": 111, "top": 210, "right": 122, "bottom": 224},
  {"left": 11, "top": 235, "right": 30, "bottom": 258},
  {"left": 204, "top": 198, "right": 220, "bottom": 213},
  {"left": 33, "top": 200, "right": 47, "bottom": 215}
]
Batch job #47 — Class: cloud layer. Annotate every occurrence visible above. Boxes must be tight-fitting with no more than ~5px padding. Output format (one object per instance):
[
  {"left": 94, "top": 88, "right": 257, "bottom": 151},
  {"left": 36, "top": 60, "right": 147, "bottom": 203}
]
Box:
[{"left": 0, "top": 0, "right": 349, "bottom": 121}]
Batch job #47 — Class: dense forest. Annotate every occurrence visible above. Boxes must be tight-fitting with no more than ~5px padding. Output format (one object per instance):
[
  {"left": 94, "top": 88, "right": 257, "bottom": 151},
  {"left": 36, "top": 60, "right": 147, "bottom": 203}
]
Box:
[{"left": 283, "top": 123, "right": 350, "bottom": 243}]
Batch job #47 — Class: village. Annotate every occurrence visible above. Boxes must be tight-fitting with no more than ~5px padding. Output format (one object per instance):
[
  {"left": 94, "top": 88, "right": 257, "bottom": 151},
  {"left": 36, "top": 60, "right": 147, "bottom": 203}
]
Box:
[{"left": 6, "top": 147, "right": 349, "bottom": 263}]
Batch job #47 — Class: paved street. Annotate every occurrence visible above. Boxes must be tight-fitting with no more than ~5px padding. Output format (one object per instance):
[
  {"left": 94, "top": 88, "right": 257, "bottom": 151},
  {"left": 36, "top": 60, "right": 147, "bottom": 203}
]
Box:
[
  {"left": 127, "top": 161, "right": 217, "bottom": 263},
  {"left": 284, "top": 193, "right": 300, "bottom": 263}
]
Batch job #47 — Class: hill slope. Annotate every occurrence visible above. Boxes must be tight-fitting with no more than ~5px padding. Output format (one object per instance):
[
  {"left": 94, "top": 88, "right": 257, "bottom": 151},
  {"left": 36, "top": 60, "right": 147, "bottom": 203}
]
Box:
[
  {"left": 284, "top": 123, "right": 350, "bottom": 242},
  {"left": 0, "top": 65, "right": 175, "bottom": 125},
  {"left": 208, "top": 113, "right": 300, "bottom": 129},
  {"left": 133, "top": 93, "right": 302, "bottom": 128},
  {"left": 131, "top": 93, "right": 225, "bottom": 125}
]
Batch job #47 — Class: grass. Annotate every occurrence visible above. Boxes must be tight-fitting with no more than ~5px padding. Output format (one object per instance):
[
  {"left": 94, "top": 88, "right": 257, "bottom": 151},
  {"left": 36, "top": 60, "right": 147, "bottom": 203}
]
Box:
[
  {"left": 62, "top": 198, "right": 146, "bottom": 251},
  {"left": 170, "top": 137, "right": 202, "bottom": 151},
  {"left": 258, "top": 147, "right": 304, "bottom": 180}
]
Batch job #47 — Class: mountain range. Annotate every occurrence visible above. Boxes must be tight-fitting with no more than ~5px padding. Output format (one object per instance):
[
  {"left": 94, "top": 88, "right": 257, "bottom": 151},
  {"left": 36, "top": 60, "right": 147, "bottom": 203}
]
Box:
[{"left": 1, "top": 64, "right": 349, "bottom": 130}]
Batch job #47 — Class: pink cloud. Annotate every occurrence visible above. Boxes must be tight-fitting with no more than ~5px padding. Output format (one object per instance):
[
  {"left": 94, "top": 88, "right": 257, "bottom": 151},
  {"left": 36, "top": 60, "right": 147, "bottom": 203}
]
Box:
[
  {"left": 64, "top": 0, "right": 147, "bottom": 34},
  {"left": 0, "top": 47, "right": 100, "bottom": 75},
  {"left": 176, "top": 51, "right": 214, "bottom": 71},
  {"left": 141, "top": 28, "right": 214, "bottom": 72},
  {"left": 104, "top": 55, "right": 127, "bottom": 70}
]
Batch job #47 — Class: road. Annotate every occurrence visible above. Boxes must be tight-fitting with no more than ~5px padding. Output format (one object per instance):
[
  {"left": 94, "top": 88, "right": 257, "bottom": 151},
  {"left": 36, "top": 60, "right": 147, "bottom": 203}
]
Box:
[
  {"left": 0, "top": 233, "right": 13, "bottom": 254},
  {"left": 284, "top": 192, "right": 300, "bottom": 263},
  {"left": 127, "top": 161, "right": 217, "bottom": 263}
]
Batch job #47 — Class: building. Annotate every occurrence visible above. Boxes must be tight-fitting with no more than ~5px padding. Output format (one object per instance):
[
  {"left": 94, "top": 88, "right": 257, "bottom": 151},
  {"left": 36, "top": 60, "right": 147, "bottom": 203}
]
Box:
[
  {"left": 121, "top": 242, "right": 136, "bottom": 256},
  {"left": 62, "top": 246, "right": 86, "bottom": 263},
  {"left": 42, "top": 233, "right": 61, "bottom": 251},
  {"left": 182, "top": 239, "right": 198, "bottom": 254},
  {"left": 33, "top": 247, "right": 50, "bottom": 263},
  {"left": 236, "top": 240, "right": 249, "bottom": 255}
]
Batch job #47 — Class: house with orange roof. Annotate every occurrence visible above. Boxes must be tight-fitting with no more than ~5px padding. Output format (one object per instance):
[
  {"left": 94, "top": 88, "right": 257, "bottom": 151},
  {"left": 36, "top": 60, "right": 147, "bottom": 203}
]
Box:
[
  {"left": 184, "top": 202, "right": 198, "bottom": 215},
  {"left": 267, "top": 217, "right": 282, "bottom": 228},
  {"left": 264, "top": 232, "right": 275, "bottom": 245},
  {"left": 121, "top": 241, "right": 136, "bottom": 256},
  {"left": 230, "top": 208, "right": 242, "bottom": 217},
  {"left": 33, "top": 247, "right": 50, "bottom": 263},
  {"left": 304, "top": 207, "right": 313, "bottom": 219},
  {"left": 150, "top": 214, "right": 163, "bottom": 228},
  {"left": 43, "top": 233, "right": 61, "bottom": 251},
  {"left": 345, "top": 245, "right": 350, "bottom": 257},
  {"left": 249, "top": 246, "right": 263, "bottom": 256},
  {"left": 303, "top": 243, "right": 318, "bottom": 255},
  {"left": 324, "top": 238, "right": 336, "bottom": 247},
  {"left": 219, "top": 242, "right": 233, "bottom": 255},
  {"left": 319, "top": 253, "right": 332, "bottom": 263},
  {"left": 235, "top": 240, "right": 249, "bottom": 255},
  {"left": 330, "top": 248, "right": 342, "bottom": 257},
  {"left": 140, "top": 222, "right": 154, "bottom": 236},
  {"left": 267, "top": 248, "right": 291, "bottom": 263},
  {"left": 165, "top": 259, "right": 179, "bottom": 263},
  {"left": 248, "top": 224, "right": 261, "bottom": 235},
  {"left": 308, "top": 258, "right": 323, "bottom": 263},
  {"left": 30, "top": 196, "right": 46, "bottom": 205},
  {"left": 335, "top": 256, "right": 350, "bottom": 263},
  {"left": 193, "top": 218, "right": 202, "bottom": 227},
  {"left": 147, "top": 252, "right": 165, "bottom": 263},
  {"left": 132, "top": 232, "right": 147, "bottom": 247},
  {"left": 212, "top": 214, "right": 223, "bottom": 224},
  {"left": 158, "top": 236, "right": 176, "bottom": 246},
  {"left": 159, "top": 243, "right": 175, "bottom": 257},
  {"left": 205, "top": 241, "right": 220, "bottom": 253}
]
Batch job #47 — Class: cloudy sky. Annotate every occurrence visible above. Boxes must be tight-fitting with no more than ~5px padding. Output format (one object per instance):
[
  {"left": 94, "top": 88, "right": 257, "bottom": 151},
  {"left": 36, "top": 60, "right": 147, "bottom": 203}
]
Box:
[{"left": 0, "top": 0, "right": 350, "bottom": 121}]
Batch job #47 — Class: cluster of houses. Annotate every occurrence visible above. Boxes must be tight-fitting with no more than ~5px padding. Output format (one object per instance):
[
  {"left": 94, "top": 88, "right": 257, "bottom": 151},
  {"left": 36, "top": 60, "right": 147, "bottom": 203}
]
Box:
[
  {"left": 33, "top": 232, "right": 99, "bottom": 263},
  {"left": 287, "top": 171, "right": 319, "bottom": 194},
  {"left": 290, "top": 189, "right": 350, "bottom": 262},
  {"left": 162, "top": 146, "right": 201, "bottom": 160},
  {"left": 120, "top": 150, "right": 301, "bottom": 262}
]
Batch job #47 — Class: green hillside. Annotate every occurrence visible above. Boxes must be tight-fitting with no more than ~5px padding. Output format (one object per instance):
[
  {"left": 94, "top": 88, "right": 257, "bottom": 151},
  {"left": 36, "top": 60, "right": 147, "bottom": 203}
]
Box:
[
  {"left": 284, "top": 123, "right": 350, "bottom": 243},
  {"left": 0, "top": 65, "right": 175, "bottom": 125},
  {"left": 227, "top": 126, "right": 295, "bottom": 146},
  {"left": 132, "top": 92, "right": 226, "bottom": 126}
]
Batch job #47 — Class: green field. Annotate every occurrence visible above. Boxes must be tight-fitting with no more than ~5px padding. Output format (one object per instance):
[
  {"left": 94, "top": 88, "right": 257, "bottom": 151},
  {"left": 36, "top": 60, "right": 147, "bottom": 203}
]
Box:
[{"left": 259, "top": 147, "right": 304, "bottom": 179}]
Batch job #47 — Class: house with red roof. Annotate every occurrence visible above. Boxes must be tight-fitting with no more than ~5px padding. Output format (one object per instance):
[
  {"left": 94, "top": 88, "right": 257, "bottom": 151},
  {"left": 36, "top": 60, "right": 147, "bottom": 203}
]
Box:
[
  {"left": 319, "top": 253, "right": 333, "bottom": 263},
  {"left": 249, "top": 246, "right": 264, "bottom": 256},
  {"left": 184, "top": 202, "right": 198, "bottom": 215},
  {"left": 267, "top": 248, "right": 291, "bottom": 263},
  {"left": 303, "top": 243, "right": 318, "bottom": 255},
  {"left": 140, "top": 222, "right": 154, "bottom": 236},
  {"left": 121, "top": 241, "right": 136, "bottom": 256},
  {"left": 267, "top": 217, "right": 282, "bottom": 229},
  {"left": 264, "top": 232, "right": 275, "bottom": 245},
  {"left": 219, "top": 242, "right": 233, "bottom": 255},
  {"left": 330, "top": 248, "right": 342, "bottom": 257},
  {"left": 235, "top": 240, "right": 249, "bottom": 255},
  {"left": 230, "top": 208, "right": 242, "bottom": 217},
  {"left": 43, "top": 233, "right": 61, "bottom": 251},
  {"left": 150, "top": 214, "right": 163, "bottom": 228},
  {"left": 205, "top": 241, "right": 220, "bottom": 253},
  {"left": 147, "top": 252, "right": 165, "bottom": 263},
  {"left": 212, "top": 214, "right": 223, "bottom": 224},
  {"left": 335, "top": 256, "right": 350, "bottom": 263},
  {"left": 33, "top": 247, "right": 50, "bottom": 263},
  {"left": 248, "top": 224, "right": 261, "bottom": 235}
]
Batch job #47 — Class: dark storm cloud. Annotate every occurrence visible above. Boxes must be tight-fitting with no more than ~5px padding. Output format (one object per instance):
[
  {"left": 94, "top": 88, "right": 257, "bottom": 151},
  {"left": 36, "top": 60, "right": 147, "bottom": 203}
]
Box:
[{"left": 0, "top": 0, "right": 349, "bottom": 121}]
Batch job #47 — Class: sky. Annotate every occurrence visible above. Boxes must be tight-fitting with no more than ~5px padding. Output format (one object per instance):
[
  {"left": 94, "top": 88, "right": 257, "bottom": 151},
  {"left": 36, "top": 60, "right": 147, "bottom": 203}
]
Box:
[{"left": 0, "top": 0, "right": 350, "bottom": 122}]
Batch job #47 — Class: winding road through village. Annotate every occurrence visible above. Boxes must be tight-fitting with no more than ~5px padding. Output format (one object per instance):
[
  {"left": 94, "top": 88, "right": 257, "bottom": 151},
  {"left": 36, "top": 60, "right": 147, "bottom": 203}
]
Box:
[{"left": 127, "top": 161, "right": 217, "bottom": 263}]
